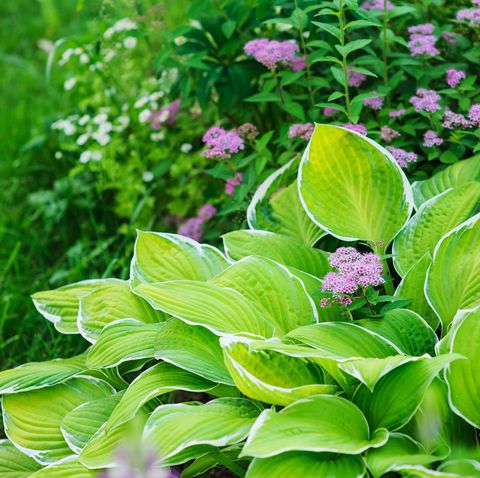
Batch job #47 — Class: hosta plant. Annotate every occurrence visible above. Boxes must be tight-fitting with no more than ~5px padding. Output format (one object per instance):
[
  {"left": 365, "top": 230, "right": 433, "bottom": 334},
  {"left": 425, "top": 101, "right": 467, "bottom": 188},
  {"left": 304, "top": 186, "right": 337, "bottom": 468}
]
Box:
[{"left": 2, "top": 125, "right": 480, "bottom": 477}]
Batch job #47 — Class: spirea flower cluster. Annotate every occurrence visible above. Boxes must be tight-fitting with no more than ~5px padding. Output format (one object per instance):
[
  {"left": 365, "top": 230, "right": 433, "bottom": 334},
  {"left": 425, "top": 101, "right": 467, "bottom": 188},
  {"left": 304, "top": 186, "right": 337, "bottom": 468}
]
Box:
[
  {"left": 202, "top": 126, "right": 245, "bottom": 159},
  {"left": 410, "top": 89, "right": 441, "bottom": 113},
  {"left": 243, "top": 38, "right": 305, "bottom": 71},
  {"left": 344, "top": 123, "right": 367, "bottom": 135},
  {"left": 446, "top": 69, "right": 466, "bottom": 88},
  {"left": 361, "top": 0, "right": 394, "bottom": 11},
  {"left": 380, "top": 126, "right": 400, "bottom": 143},
  {"left": 407, "top": 23, "right": 439, "bottom": 57},
  {"left": 388, "top": 147, "right": 418, "bottom": 168},
  {"left": 288, "top": 123, "right": 314, "bottom": 140},
  {"left": 347, "top": 67, "right": 366, "bottom": 87},
  {"left": 363, "top": 93, "right": 384, "bottom": 110},
  {"left": 423, "top": 130, "right": 443, "bottom": 148},
  {"left": 177, "top": 204, "right": 218, "bottom": 242}
]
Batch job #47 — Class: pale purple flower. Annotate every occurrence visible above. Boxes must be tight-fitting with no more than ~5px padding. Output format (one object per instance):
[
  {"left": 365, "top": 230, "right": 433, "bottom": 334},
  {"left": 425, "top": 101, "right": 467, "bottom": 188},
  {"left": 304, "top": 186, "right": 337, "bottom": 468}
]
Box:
[
  {"left": 423, "top": 130, "right": 443, "bottom": 147},
  {"left": 348, "top": 67, "right": 367, "bottom": 87},
  {"left": 323, "top": 272, "right": 358, "bottom": 295},
  {"left": 410, "top": 89, "right": 441, "bottom": 113},
  {"left": 343, "top": 123, "right": 367, "bottom": 135},
  {"left": 225, "top": 172, "right": 243, "bottom": 196},
  {"left": 243, "top": 38, "right": 304, "bottom": 70},
  {"left": 408, "top": 34, "right": 439, "bottom": 57},
  {"left": 363, "top": 94, "right": 384, "bottom": 110},
  {"left": 151, "top": 99, "right": 180, "bottom": 129},
  {"left": 388, "top": 147, "right": 418, "bottom": 167},
  {"left": 288, "top": 123, "right": 314, "bottom": 140},
  {"left": 361, "top": 0, "right": 394, "bottom": 10},
  {"left": 323, "top": 107, "right": 338, "bottom": 116},
  {"left": 446, "top": 69, "right": 466, "bottom": 88},
  {"left": 202, "top": 126, "right": 244, "bottom": 159},
  {"left": 388, "top": 108, "right": 406, "bottom": 118},
  {"left": 441, "top": 31, "right": 459, "bottom": 45},
  {"left": 457, "top": 8, "right": 480, "bottom": 27},
  {"left": 442, "top": 108, "right": 472, "bottom": 129},
  {"left": 474, "top": 0, "right": 480, "bottom": 6},
  {"left": 408, "top": 24, "right": 435, "bottom": 35},
  {"left": 469, "top": 104, "right": 480, "bottom": 126},
  {"left": 198, "top": 204, "right": 217, "bottom": 221},
  {"left": 236, "top": 123, "right": 259, "bottom": 141},
  {"left": 290, "top": 56, "right": 307, "bottom": 71},
  {"left": 380, "top": 126, "right": 400, "bottom": 143},
  {"left": 178, "top": 217, "right": 204, "bottom": 241}
]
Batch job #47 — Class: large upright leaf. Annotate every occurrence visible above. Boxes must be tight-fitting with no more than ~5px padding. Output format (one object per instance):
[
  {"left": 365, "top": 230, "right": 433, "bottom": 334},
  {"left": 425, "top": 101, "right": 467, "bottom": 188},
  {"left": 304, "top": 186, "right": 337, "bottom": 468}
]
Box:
[
  {"left": 0, "top": 439, "right": 41, "bottom": 477},
  {"left": 143, "top": 398, "right": 260, "bottom": 465},
  {"left": 299, "top": 124, "right": 412, "bottom": 246},
  {"left": 426, "top": 213, "right": 480, "bottom": 328},
  {"left": 29, "top": 460, "right": 95, "bottom": 477},
  {"left": 242, "top": 395, "right": 388, "bottom": 457},
  {"left": 393, "top": 184, "right": 480, "bottom": 276},
  {"left": 2, "top": 377, "right": 113, "bottom": 465},
  {"left": 412, "top": 155, "right": 480, "bottom": 208}
]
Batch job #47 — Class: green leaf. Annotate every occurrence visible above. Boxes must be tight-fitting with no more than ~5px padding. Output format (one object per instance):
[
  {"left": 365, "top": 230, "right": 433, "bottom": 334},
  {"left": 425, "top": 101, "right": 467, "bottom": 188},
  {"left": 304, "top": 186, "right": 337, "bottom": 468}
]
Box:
[
  {"left": 425, "top": 214, "right": 480, "bottom": 328},
  {"left": 336, "top": 39, "right": 372, "bottom": 57},
  {"left": 221, "top": 337, "right": 334, "bottom": 406},
  {"left": 143, "top": 398, "right": 260, "bottom": 465},
  {"left": 299, "top": 124, "right": 413, "bottom": 246},
  {"left": 244, "top": 92, "right": 280, "bottom": 103},
  {"left": 154, "top": 319, "right": 233, "bottom": 385},
  {"left": 247, "top": 452, "right": 365, "bottom": 478},
  {"left": 3, "top": 377, "right": 113, "bottom": 464},
  {"left": 29, "top": 460, "right": 95, "bottom": 477},
  {"left": 0, "top": 439, "right": 42, "bottom": 477},
  {"left": 242, "top": 395, "right": 388, "bottom": 457},
  {"left": 311, "top": 21, "right": 341, "bottom": 39},
  {"left": 393, "top": 184, "right": 480, "bottom": 276}
]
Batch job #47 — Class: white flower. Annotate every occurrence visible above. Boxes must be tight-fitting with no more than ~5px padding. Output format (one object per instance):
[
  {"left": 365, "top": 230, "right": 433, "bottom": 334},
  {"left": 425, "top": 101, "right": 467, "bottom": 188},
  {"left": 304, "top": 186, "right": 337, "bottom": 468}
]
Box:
[
  {"left": 274, "top": 6, "right": 282, "bottom": 14},
  {"left": 189, "top": 20, "right": 202, "bottom": 29},
  {"left": 38, "top": 39, "right": 54, "bottom": 53},
  {"left": 64, "top": 77, "right": 76, "bottom": 91},
  {"left": 139, "top": 109, "right": 152, "bottom": 123},
  {"left": 54, "top": 151, "right": 63, "bottom": 159},
  {"left": 157, "top": 110, "right": 170, "bottom": 123},
  {"left": 104, "top": 49, "right": 116, "bottom": 62},
  {"left": 104, "top": 27, "right": 114, "bottom": 39},
  {"left": 98, "top": 122, "right": 113, "bottom": 134},
  {"left": 74, "top": 47, "right": 83, "bottom": 55},
  {"left": 92, "top": 131, "right": 111, "bottom": 145},
  {"left": 180, "top": 143, "right": 193, "bottom": 153},
  {"left": 150, "top": 132, "right": 165, "bottom": 141},
  {"left": 174, "top": 36, "right": 187, "bottom": 46},
  {"left": 80, "top": 53, "right": 90, "bottom": 64},
  {"left": 80, "top": 151, "right": 91, "bottom": 163},
  {"left": 115, "top": 18, "right": 137, "bottom": 31},
  {"left": 63, "top": 122, "right": 76, "bottom": 136},
  {"left": 115, "top": 115, "right": 130, "bottom": 131},
  {"left": 134, "top": 96, "right": 149, "bottom": 109},
  {"left": 123, "top": 36, "right": 137, "bottom": 49},
  {"left": 150, "top": 91, "right": 164, "bottom": 101},
  {"left": 76, "top": 133, "right": 89, "bottom": 146},
  {"left": 91, "top": 150, "right": 103, "bottom": 161},
  {"left": 78, "top": 114, "right": 90, "bottom": 126},
  {"left": 59, "top": 48, "right": 74, "bottom": 65},
  {"left": 276, "top": 23, "right": 293, "bottom": 32},
  {"left": 142, "top": 171, "right": 154, "bottom": 182},
  {"left": 93, "top": 113, "right": 108, "bottom": 124},
  {"left": 303, "top": 31, "right": 310, "bottom": 39},
  {"left": 104, "top": 87, "right": 116, "bottom": 97}
]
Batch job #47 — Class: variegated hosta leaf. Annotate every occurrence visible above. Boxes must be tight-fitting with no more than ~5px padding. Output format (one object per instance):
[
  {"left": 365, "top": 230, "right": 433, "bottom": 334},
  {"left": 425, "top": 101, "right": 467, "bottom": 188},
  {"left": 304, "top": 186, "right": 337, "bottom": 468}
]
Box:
[
  {"left": 365, "top": 433, "right": 442, "bottom": 478},
  {"left": 0, "top": 439, "right": 42, "bottom": 476},
  {"left": 299, "top": 124, "right": 413, "bottom": 246},
  {"left": 143, "top": 398, "right": 261, "bottom": 465},
  {"left": 87, "top": 320, "right": 162, "bottom": 368},
  {"left": 393, "top": 183, "right": 480, "bottom": 276},
  {"left": 2, "top": 377, "right": 114, "bottom": 465},
  {"left": 221, "top": 337, "right": 334, "bottom": 406},
  {"left": 222, "top": 230, "right": 330, "bottom": 279},
  {"left": 394, "top": 254, "right": 439, "bottom": 330},
  {"left": 445, "top": 308, "right": 480, "bottom": 428},
  {"left": 242, "top": 395, "right": 388, "bottom": 458},
  {"left": 130, "top": 230, "right": 228, "bottom": 285},
  {"left": 353, "top": 355, "right": 459, "bottom": 431},
  {"left": 154, "top": 319, "right": 233, "bottom": 385},
  {"left": 78, "top": 279, "right": 165, "bottom": 343},
  {"left": 426, "top": 213, "right": 480, "bottom": 328},
  {"left": 246, "top": 452, "right": 365, "bottom": 478},
  {"left": 104, "top": 362, "right": 215, "bottom": 433},
  {"left": 412, "top": 155, "right": 480, "bottom": 209},
  {"left": 247, "top": 158, "right": 324, "bottom": 246},
  {"left": 182, "top": 446, "right": 243, "bottom": 478},
  {"left": 438, "top": 459, "right": 480, "bottom": 477},
  {"left": 0, "top": 352, "right": 87, "bottom": 394},
  {"left": 31, "top": 279, "right": 113, "bottom": 334},
  {"left": 29, "top": 460, "right": 96, "bottom": 477}
]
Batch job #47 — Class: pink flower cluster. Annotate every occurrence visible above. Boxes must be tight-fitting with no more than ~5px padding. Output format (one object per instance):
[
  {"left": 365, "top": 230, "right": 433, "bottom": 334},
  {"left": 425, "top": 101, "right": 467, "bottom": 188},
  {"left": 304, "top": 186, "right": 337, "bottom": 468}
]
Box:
[
  {"left": 442, "top": 104, "right": 480, "bottom": 129},
  {"left": 321, "top": 247, "right": 384, "bottom": 307},
  {"left": 380, "top": 126, "right": 400, "bottom": 143},
  {"left": 407, "top": 23, "right": 439, "bottom": 57},
  {"left": 225, "top": 172, "right": 243, "bottom": 196},
  {"left": 388, "top": 147, "right": 418, "bottom": 168},
  {"left": 361, "top": 0, "right": 394, "bottom": 10},
  {"left": 344, "top": 123, "right": 367, "bottom": 135},
  {"left": 469, "top": 104, "right": 480, "bottom": 125},
  {"left": 410, "top": 89, "right": 441, "bottom": 113},
  {"left": 202, "top": 126, "right": 244, "bottom": 159},
  {"left": 177, "top": 204, "right": 217, "bottom": 242},
  {"left": 236, "top": 123, "right": 259, "bottom": 141},
  {"left": 441, "top": 31, "right": 459, "bottom": 45},
  {"left": 457, "top": 7, "right": 480, "bottom": 27},
  {"left": 446, "top": 69, "right": 466, "bottom": 88},
  {"left": 423, "top": 130, "right": 443, "bottom": 148},
  {"left": 363, "top": 93, "right": 384, "bottom": 110},
  {"left": 151, "top": 99, "right": 180, "bottom": 129},
  {"left": 288, "top": 123, "right": 314, "bottom": 140},
  {"left": 388, "top": 109, "right": 406, "bottom": 118},
  {"left": 323, "top": 107, "right": 339, "bottom": 117},
  {"left": 348, "top": 67, "right": 367, "bottom": 87},
  {"left": 243, "top": 39, "right": 305, "bottom": 71}
]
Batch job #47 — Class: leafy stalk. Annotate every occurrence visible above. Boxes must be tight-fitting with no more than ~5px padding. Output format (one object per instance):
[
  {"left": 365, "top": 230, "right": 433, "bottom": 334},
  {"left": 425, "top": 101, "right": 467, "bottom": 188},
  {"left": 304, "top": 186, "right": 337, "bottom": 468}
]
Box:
[{"left": 338, "top": 1, "right": 352, "bottom": 121}]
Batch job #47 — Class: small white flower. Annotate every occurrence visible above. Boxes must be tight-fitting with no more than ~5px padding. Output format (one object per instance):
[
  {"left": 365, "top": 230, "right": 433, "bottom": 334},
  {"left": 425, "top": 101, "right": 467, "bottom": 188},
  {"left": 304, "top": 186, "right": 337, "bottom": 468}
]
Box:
[
  {"left": 180, "top": 143, "right": 193, "bottom": 153},
  {"left": 123, "top": 36, "right": 137, "bottom": 49},
  {"left": 139, "top": 109, "right": 152, "bottom": 123},
  {"left": 104, "top": 27, "right": 114, "bottom": 39},
  {"left": 150, "top": 101, "right": 158, "bottom": 110},
  {"left": 63, "top": 122, "right": 76, "bottom": 136},
  {"left": 174, "top": 36, "right": 187, "bottom": 46},
  {"left": 64, "top": 77, "right": 76, "bottom": 91},
  {"left": 54, "top": 151, "right": 63, "bottom": 159},
  {"left": 303, "top": 31, "right": 310, "bottom": 39},
  {"left": 150, "top": 131, "right": 165, "bottom": 141},
  {"left": 115, "top": 115, "right": 130, "bottom": 131},
  {"left": 74, "top": 47, "right": 83, "bottom": 55},
  {"left": 80, "top": 53, "right": 90, "bottom": 64},
  {"left": 98, "top": 122, "right": 113, "bottom": 134},
  {"left": 134, "top": 96, "right": 148, "bottom": 109},
  {"left": 92, "top": 131, "right": 111, "bottom": 145},
  {"left": 157, "top": 110, "right": 170, "bottom": 123},
  {"left": 150, "top": 91, "right": 164, "bottom": 101},
  {"left": 142, "top": 171, "right": 154, "bottom": 182},
  {"left": 189, "top": 20, "right": 202, "bottom": 29},
  {"left": 104, "top": 49, "right": 116, "bottom": 62},
  {"left": 38, "top": 39, "right": 54, "bottom": 53},
  {"left": 274, "top": 6, "right": 282, "bottom": 14},
  {"left": 93, "top": 113, "right": 108, "bottom": 124},
  {"left": 115, "top": 18, "right": 137, "bottom": 32},
  {"left": 122, "top": 103, "right": 129, "bottom": 112},
  {"left": 80, "top": 151, "right": 91, "bottom": 163},
  {"left": 91, "top": 150, "right": 103, "bottom": 161},
  {"left": 76, "top": 133, "right": 89, "bottom": 146},
  {"left": 276, "top": 23, "right": 293, "bottom": 32},
  {"left": 78, "top": 114, "right": 90, "bottom": 126}
]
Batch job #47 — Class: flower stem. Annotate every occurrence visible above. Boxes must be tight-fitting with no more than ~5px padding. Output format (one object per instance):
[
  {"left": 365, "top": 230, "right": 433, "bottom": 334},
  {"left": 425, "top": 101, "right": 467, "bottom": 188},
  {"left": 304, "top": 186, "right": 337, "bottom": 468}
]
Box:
[
  {"left": 294, "top": 0, "right": 314, "bottom": 106},
  {"left": 272, "top": 68, "right": 286, "bottom": 104},
  {"left": 382, "top": 0, "right": 390, "bottom": 104},
  {"left": 338, "top": 2, "right": 352, "bottom": 121}
]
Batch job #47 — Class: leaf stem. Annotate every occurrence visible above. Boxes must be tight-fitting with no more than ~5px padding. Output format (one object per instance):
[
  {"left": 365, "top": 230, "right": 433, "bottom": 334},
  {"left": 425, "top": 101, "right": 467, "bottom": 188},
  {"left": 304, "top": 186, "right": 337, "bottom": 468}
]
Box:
[
  {"left": 272, "top": 68, "right": 286, "bottom": 104},
  {"left": 212, "top": 450, "right": 246, "bottom": 477},
  {"left": 382, "top": 0, "right": 389, "bottom": 102},
  {"left": 294, "top": 0, "right": 314, "bottom": 106},
  {"left": 338, "top": 2, "right": 352, "bottom": 121},
  {"left": 374, "top": 244, "right": 395, "bottom": 295}
]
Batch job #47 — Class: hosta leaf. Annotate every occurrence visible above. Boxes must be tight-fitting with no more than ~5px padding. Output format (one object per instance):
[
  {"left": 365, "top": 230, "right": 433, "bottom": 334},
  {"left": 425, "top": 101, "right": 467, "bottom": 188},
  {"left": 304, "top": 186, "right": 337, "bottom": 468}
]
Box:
[
  {"left": 222, "top": 230, "right": 330, "bottom": 278},
  {"left": 299, "top": 124, "right": 412, "bottom": 246},
  {"left": 426, "top": 213, "right": 480, "bottom": 328},
  {"left": 0, "top": 352, "right": 87, "bottom": 394},
  {"left": 31, "top": 279, "right": 113, "bottom": 334},
  {"left": 242, "top": 395, "right": 388, "bottom": 457},
  {"left": 247, "top": 452, "right": 365, "bottom": 478},
  {"left": 247, "top": 158, "right": 324, "bottom": 246},
  {"left": 353, "top": 355, "right": 458, "bottom": 431},
  {"left": 393, "top": 184, "right": 480, "bottom": 276},
  {"left": 2, "top": 377, "right": 113, "bottom": 465},
  {"left": 412, "top": 155, "right": 480, "bottom": 208},
  {"left": 130, "top": 231, "right": 228, "bottom": 285},
  {"left": 445, "top": 308, "right": 480, "bottom": 428},
  {"left": 439, "top": 459, "right": 480, "bottom": 476},
  {"left": 61, "top": 392, "right": 124, "bottom": 453},
  {"left": 0, "top": 439, "right": 41, "bottom": 476},
  {"left": 221, "top": 337, "right": 334, "bottom": 406},
  {"left": 154, "top": 319, "right": 233, "bottom": 385},
  {"left": 143, "top": 398, "right": 261, "bottom": 465},
  {"left": 394, "top": 254, "right": 439, "bottom": 330},
  {"left": 87, "top": 320, "right": 162, "bottom": 368},
  {"left": 104, "top": 362, "right": 215, "bottom": 433},
  {"left": 182, "top": 446, "right": 244, "bottom": 478},
  {"left": 78, "top": 279, "right": 165, "bottom": 343},
  {"left": 29, "top": 460, "right": 95, "bottom": 477}
]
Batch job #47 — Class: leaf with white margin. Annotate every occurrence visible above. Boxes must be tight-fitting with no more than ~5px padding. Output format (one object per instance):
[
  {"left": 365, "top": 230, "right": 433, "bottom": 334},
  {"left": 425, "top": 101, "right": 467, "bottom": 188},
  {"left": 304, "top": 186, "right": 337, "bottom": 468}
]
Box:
[
  {"left": 221, "top": 336, "right": 334, "bottom": 406},
  {"left": 247, "top": 158, "right": 324, "bottom": 246},
  {"left": 0, "top": 439, "right": 41, "bottom": 476},
  {"left": 438, "top": 459, "right": 480, "bottom": 477},
  {"left": 412, "top": 155, "right": 480, "bottom": 209},
  {"left": 242, "top": 395, "right": 388, "bottom": 458},
  {"left": 246, "top": 452, "right": 365, "bottom": 478},
  {"left": 182, "top": 445, "right": 243, "bottom": 478},
  {"left": 0, "top": 352, "right": 87, "bottom": 394},
  {"left": 154, "top": 319, "right": 233, "bottom": 385},
  {"left": 445, "top": 307, "right": 480, "bottom": 428},
  {"left": 357, "top": 309, "right": 437, "bottom": 356},
  {"left": 61, "top": 392, "right": 124, "bottom": 453},
  {"left": 299, "top": 124, "right": 413, "bottom": 246},
  {"left": 86, "top": 320, "right": 162, "bottom": 368},
  {"left": 104, "top": 362, "right": 215, "bottom": 433},
  {"left": 365, "top": 433, "right": 443, "bottom": 478},
  {"left": 2, "top": 377, "right": 114, "bottom": 465},
  {"left": 78, "top": 279, "right": 165, "bottom": 343},
  {"left": 394, "top": 254, "right": 439, "bottom": 330},
  {"left": 130, "top": 230, "right": 228, "bottom": 285},
  {"left": 143, "top": 398, "right": 261, "bottom": 465},
  {"left": 392, "top": 465, "right": 462, "bottom": 477},
  {"left": 353, "top": 355, "right": 459, "bottom": 431},
  {"left": 31, "top": 279, "right": 114, "bottom": 334},
  {"left": 30, "top": 459, "right": 96, "bottom": 477},
  {"left": 393, "top": 183, "right": 480, "bottom": 276},
  {"left": 426, "top": 213, "right": 480, "bottom": 328}
]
